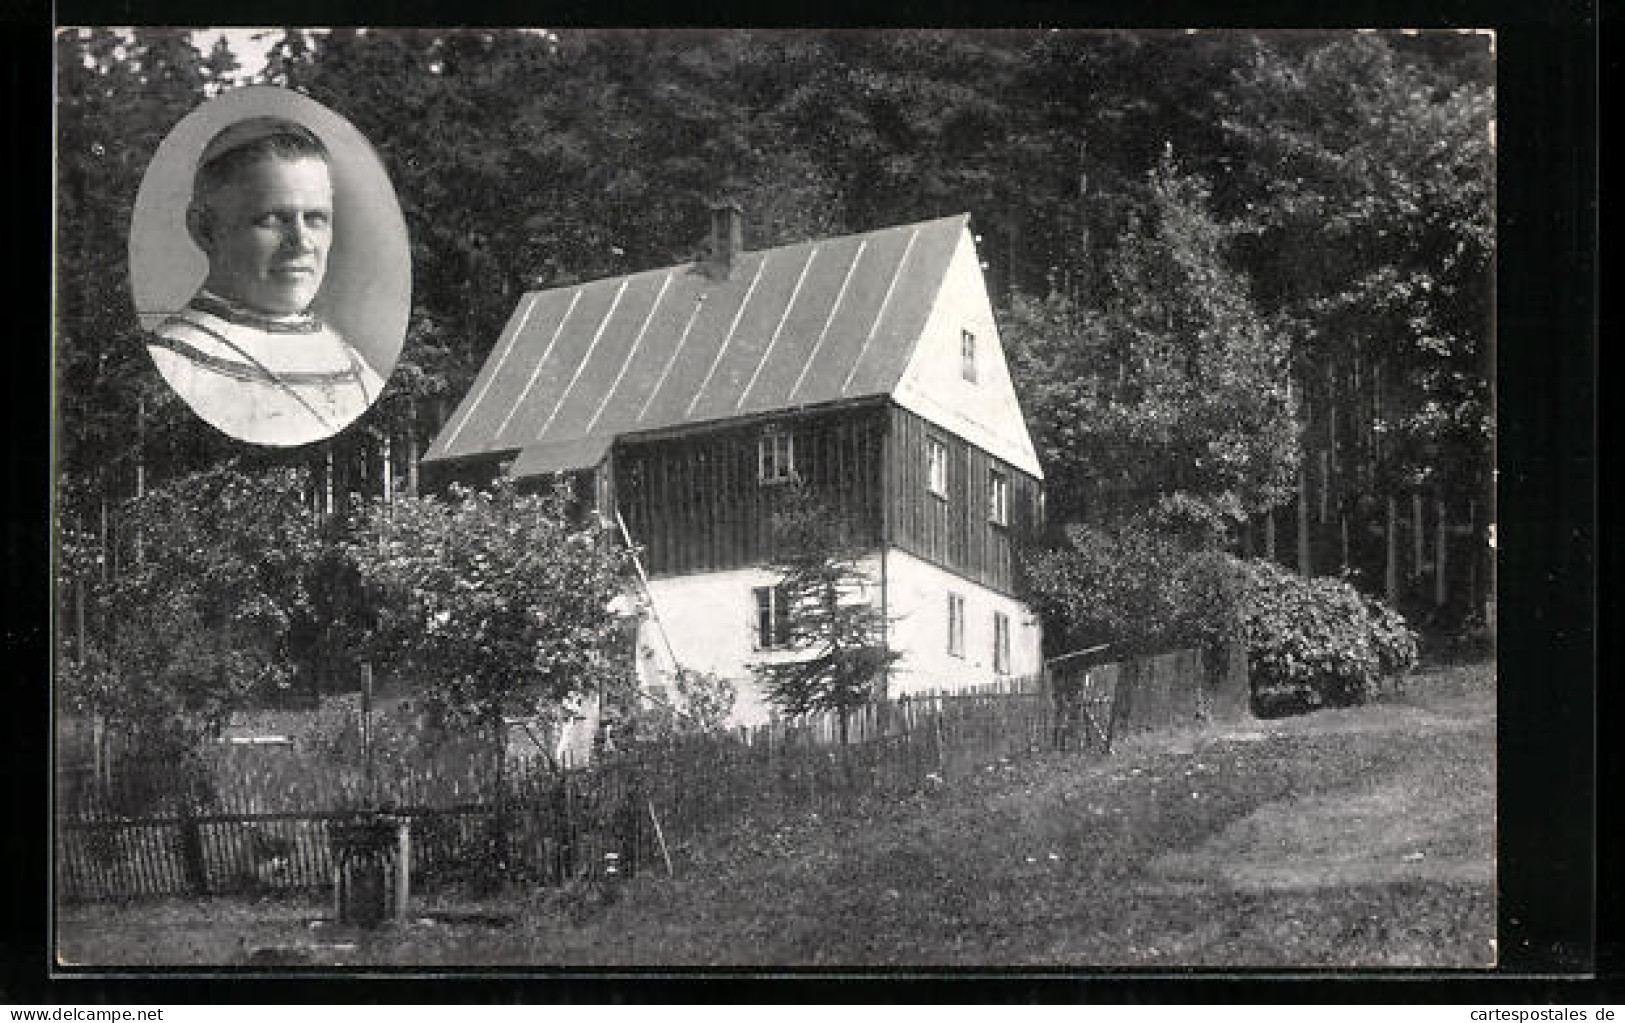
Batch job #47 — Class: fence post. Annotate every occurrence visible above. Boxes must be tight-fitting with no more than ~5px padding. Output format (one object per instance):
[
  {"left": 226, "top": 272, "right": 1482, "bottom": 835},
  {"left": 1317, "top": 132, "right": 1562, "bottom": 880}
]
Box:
[
  {"left": 395, "top": 818, "right": 412, "bottom": 919},
  {"left": 1109, "top": 659, "right": 1133, "bottom": 750},
  {"left": 177, "top": 784, "right": 209, "bottom": 896}
]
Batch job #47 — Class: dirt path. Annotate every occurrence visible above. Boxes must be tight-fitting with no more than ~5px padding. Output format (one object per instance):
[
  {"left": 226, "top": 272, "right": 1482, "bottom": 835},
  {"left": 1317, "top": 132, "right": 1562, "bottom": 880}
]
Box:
[{"left": 1149, "top": 663, "right": 1495, "bottom": 892}]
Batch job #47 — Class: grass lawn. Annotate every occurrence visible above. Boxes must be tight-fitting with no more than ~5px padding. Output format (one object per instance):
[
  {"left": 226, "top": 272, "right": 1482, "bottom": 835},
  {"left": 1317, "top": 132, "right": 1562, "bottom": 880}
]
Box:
[{"left": 55, "top": 660, "right": 1495, "bottom": 970}]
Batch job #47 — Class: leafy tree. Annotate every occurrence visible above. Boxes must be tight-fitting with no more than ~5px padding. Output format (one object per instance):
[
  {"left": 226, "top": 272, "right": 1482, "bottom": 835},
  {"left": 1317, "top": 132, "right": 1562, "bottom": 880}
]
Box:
[
  {"left": 750, "top": 484, "right": 900, "bottom": 745},
  {"left": 58, "top": 464, "right": 327, "bottom": 746},
  {"left": 1221, "top": 33, "right": 1494, "bottom": 608},
  {"left": 1005, "top": 150, "right": 1297, "bottom": 663},
  {"left": 1006, "top": 30, "right": 1267, "bottom": 304},
  {"left": 348, "top": 480, "right": 633, "bottom": 773},
  {"left": 1002, "top": 150, "right": 1299, "bottom": 541},
  {"left": 1024, "top": 522, "right": 1239, "bottom": 661},
  {"left": 764, "top": 31, "right": 1035, "bottom": 242},
  {"left": 347, "top": 480, "right": 633, "bottom": 880},
  {"left": 57, "top": 458, "right": 273, "bottom": 887}
]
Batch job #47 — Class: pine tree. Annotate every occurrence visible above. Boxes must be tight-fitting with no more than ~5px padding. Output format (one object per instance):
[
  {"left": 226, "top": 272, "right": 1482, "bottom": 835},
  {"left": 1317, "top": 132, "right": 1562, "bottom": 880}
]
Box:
[{"left": 750, "top": 484, "right": 900, "bottom": 745}]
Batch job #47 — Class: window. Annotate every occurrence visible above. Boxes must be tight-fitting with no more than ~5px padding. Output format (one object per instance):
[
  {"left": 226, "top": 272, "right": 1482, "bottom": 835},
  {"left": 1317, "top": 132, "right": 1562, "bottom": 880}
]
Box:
[
  {"left": 961, "top": 329, "right": 978, "bottom": 382},
  {"left": 946, "top": 592, "right": 965, "bottom": 657},
  {"left": 993, "top": 611, "right": 1011, "bottom": 675},
  {"left": 753, "top": 585, "right": 791, "bottom": 649},
  {"left": 758, "top": 428, "right": 796, "bottom": 484},
  {"left": 927, "top": 437, "right": 948, "bottom": 498},
  {"left": 988, "top": 469, "right": 1009, "bottom": 526}
]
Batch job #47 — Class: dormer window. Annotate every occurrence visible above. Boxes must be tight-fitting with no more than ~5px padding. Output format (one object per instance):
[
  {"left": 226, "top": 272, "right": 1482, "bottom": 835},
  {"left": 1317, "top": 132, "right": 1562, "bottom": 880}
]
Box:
[
  {"left": 758, "top": 427, "right": 796, "bottom": 484},
  {"left": 961, "top": 329, "right": 978, "bottom": 383}
]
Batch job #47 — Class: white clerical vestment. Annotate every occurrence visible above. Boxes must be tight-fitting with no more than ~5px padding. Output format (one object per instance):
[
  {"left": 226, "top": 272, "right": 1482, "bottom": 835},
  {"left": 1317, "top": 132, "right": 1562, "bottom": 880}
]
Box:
[{"left": 148, "top": 290, "right": 383, "bottom": 447}]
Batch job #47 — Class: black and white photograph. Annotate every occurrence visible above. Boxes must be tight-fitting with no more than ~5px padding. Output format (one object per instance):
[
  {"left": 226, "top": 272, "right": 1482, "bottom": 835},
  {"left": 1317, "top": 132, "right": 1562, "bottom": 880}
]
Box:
[
  {"left": 53, "top": 27, "right": 1500, "bottom": 972},
  {"left": 128, "top": 84, "right": 411, "bottom": 446}
]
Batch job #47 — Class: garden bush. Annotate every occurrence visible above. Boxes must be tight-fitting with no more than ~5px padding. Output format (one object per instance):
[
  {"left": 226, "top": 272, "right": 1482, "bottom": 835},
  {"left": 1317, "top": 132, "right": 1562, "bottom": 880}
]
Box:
[
  {"left": 1024, "top": 522, "right": 1241, "bottom": 659},
  {"left": 1236, "top": 560, "right": 1417, "bottom": 710},
  {"left": 634, "top": 668, "right": 737, "bottom": 737},
  {"left": 1025, "top": 525, "right": 1419, "bottom": 717},
  {"left": 1363, "top": 593, "right": 1422, "bottom": 679}
]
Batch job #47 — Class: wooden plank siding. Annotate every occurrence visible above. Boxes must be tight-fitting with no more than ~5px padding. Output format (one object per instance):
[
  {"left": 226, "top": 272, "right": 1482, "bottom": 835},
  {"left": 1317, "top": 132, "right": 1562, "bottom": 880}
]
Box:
[
  {"left": 883, "top": 405, "right": 1040, "bottom": 597},
  {"left": 615, "top": 407, "right": 887, "bottom": 577},
  {"left": 612, "top": 403, "right": 1038, "bottom": 595}
]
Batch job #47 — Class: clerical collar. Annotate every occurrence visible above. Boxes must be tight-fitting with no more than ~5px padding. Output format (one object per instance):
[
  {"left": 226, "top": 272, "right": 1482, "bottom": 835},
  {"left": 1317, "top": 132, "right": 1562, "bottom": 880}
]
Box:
[{"left": 192, "top": 289, "right": 325, "bottom": 335}]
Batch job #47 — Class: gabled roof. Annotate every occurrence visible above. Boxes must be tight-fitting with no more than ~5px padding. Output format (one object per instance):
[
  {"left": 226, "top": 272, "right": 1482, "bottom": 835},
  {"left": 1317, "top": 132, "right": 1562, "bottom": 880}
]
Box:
[{"left": 424, "top": 213, "right": 971, "bottom": 474}]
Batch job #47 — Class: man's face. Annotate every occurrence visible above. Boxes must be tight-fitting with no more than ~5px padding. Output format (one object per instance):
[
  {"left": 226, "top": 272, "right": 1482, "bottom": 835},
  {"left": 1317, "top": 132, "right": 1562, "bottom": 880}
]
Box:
[{"left": 196, "top": 156, "right": 334, "bottom": 316}]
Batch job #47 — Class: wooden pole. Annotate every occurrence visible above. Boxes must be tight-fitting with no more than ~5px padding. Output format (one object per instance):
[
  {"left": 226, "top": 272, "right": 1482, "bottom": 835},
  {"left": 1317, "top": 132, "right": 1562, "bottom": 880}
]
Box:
[
  {"left": 406, "top": 407, "right": 420, "bottom": 497},
  {"left": 133, "top": 396, "right": 146, "bottom": 564},
  {"left": 1264, "top": 508, "right": 1277, "bottom": 561},
  {"left": 324, "top": 448, "right": 336, "bottom": 517},
  {"left": 1006, "top": 219, "right": 1017, "bottom": 304},
  {"left": 1412, "top": 491, "right": 1425, "bottom": 579},
  {"left": 648, "top": 798, "right": 674, "bottom": 877},
  {"left": 381, "top": 433, "right": 394, "bottom": 505},
  {"left": 91, "top": 712, "right": 106, "bottom": 793},
  {"left": 1385, "top": 494, "right": 1399, "bottom": 605},
  {"left": 354, "top": 438, "right": 367, "bottom": 502},
  {"left": 1328, "top": 367, "right": 1339, "bottom": 479},
  {"left": 1340, "top": 513, "right": 1350, "bottom": 574},
  {"left": 135, "top": 395, "right": 146, "bottom": 498},
  {"left": 395, "top": 819, "right": 411, "bottom": 919},
  {"left": 1319, "top": 449, "right": 1330, "bottom": 524},
  {"left": 98, "top": 494, "right": 109, "bottom": 584},
  {"left": 361, "top": 662, "right": 375, "bottom": 806}
]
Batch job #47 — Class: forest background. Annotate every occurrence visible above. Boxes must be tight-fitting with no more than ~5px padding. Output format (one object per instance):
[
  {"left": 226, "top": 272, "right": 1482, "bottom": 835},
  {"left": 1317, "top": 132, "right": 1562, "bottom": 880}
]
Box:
[{"left": 52, "top": 28, "right": 1496, "bottom": 713}]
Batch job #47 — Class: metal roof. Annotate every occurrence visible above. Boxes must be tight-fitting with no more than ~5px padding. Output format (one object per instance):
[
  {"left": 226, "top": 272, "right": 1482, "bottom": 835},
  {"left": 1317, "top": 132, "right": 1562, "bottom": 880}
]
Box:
[
  {"left": 506, "top": 433, "right": 614, "bottom": 480},
  {"left": 424, "top": 213, "right": 971, "bottom": 475}
]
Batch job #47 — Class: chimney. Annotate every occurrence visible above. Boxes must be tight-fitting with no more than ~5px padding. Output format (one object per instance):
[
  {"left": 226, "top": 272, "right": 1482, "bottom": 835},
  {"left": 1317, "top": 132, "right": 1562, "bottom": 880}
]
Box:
[{"left": 704, "top": 200, "right": 744, "bottom": 280}]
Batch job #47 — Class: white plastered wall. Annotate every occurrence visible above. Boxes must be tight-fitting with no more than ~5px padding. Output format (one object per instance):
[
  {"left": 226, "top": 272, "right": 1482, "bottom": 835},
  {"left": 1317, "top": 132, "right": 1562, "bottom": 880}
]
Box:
[
  {"left": 635, "top": 565, "right": 838, "bottom": 726},
  {"left": 880, "top": 548, "right": 1044, "bottom": 697},
  {"left": 892, "top": 227, "right": 1043, "bottom": 480},
  {"left": 635, "top": 549, "right": 1042, "bottom": 726}
]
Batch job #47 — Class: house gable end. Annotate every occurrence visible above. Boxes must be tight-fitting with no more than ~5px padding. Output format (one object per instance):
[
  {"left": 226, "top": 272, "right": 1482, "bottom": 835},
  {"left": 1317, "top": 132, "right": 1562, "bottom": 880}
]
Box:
[{"left": 891, "top": 227, "right": 1043, "bottom": 480}]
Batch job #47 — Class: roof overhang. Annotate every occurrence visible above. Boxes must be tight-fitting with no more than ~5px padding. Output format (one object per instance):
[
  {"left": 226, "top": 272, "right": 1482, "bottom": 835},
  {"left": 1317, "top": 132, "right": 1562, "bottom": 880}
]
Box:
[
  {"left": 505, "top": 433, "right": 615, "bottom": 480},
  {"left": 608, "top": 393, "right": 890, "bottom": 448}
]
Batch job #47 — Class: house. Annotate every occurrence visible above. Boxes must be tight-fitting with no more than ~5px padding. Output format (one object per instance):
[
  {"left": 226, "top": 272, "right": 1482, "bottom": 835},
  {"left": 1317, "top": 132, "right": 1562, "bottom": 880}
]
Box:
[{"left": 422, "top": 206, "right": 1046, "bottom": 724}]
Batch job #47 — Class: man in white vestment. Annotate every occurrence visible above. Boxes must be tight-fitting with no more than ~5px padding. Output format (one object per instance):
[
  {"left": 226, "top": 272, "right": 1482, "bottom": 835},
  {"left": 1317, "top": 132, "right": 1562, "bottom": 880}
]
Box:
[{"left": 149, "top": 117, "right": 383, "bottom": 447}]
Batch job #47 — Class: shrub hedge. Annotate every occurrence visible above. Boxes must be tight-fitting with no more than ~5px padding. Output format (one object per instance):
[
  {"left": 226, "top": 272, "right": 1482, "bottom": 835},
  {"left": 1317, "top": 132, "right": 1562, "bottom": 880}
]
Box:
[{"left": 1236, "top": 559, "right": 1418, "bottom": 709}]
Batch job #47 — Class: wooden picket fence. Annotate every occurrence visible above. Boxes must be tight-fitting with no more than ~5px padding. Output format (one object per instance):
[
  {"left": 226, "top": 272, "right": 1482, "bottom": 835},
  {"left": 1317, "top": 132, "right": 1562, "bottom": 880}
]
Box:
[
  {"left": 56, "top": 648, "right": 1244, "bottom": 904},
  {"left": 56, "top": 770, "right": 655, "bottom": 902}
]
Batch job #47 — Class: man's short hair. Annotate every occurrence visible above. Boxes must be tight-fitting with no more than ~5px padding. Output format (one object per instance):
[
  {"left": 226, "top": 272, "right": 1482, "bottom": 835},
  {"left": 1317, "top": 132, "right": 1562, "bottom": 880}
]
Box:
[{"left": 190, "top": 117, "right": 332, "bottom": 213}]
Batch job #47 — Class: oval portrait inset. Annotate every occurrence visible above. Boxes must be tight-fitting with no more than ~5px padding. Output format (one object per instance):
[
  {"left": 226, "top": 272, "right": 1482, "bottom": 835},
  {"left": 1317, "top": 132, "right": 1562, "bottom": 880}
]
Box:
[{"left": 130, "top": 86, "right": 411, "bottom": 448}]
